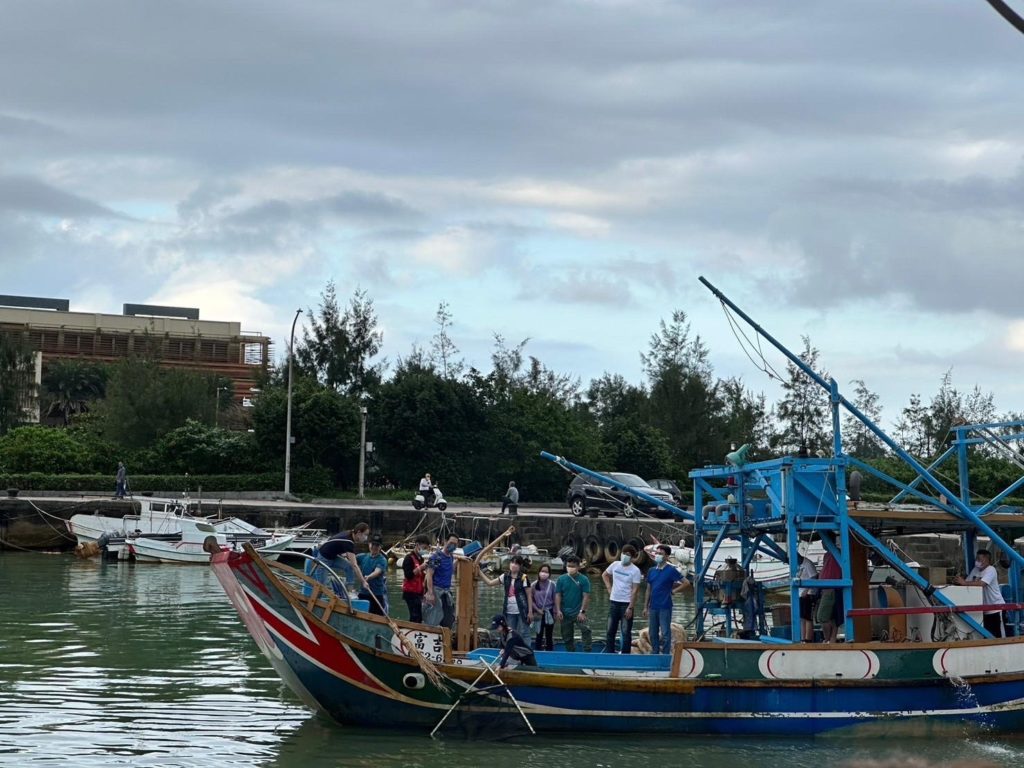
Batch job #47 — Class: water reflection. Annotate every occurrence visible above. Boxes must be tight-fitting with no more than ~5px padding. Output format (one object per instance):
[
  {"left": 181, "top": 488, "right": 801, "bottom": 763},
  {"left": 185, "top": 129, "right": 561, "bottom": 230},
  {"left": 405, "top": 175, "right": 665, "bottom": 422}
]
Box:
[{"left": 0, "top": 552, "right": 1022, "bottom": 768}]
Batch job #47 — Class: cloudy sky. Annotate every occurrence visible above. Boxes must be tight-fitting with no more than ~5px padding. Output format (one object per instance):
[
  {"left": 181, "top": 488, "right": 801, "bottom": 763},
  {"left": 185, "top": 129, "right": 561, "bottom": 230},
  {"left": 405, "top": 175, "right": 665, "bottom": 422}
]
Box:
[{"left": 2, "top": 0, "right": 1024, "bottom": 426}]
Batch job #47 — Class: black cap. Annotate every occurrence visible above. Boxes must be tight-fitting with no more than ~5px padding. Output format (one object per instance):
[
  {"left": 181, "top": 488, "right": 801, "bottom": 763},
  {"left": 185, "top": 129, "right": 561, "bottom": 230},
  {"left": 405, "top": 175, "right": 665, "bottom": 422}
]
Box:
[
  {"left": 370, "top": 535, "right": 383, "bottom": 546},
  {"left": 489, "top": 614, "right": 507, "bottom": 630}
]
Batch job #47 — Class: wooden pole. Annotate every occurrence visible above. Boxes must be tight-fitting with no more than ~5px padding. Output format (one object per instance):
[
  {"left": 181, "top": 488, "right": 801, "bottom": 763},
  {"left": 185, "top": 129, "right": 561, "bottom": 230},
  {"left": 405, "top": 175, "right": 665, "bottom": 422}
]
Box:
[
  {"left": 456, "top": 558, "right": 478, "bottom": 651},
  {"left": 849, "top": 536, "right": 872, "bottom": 642}
]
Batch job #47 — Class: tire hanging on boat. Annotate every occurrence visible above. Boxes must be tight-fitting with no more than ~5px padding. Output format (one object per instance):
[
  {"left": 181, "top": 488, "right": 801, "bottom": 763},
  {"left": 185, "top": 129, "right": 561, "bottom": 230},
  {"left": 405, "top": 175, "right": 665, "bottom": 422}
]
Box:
[
  {"left": 584, "top": 534, "right": 603, "bottom": 564},
  {"left": 562, "top": 534, "right": 583, "bottom": 559},
  {"left": 604, "top": 538, "right": 621, "bottom": 563}
]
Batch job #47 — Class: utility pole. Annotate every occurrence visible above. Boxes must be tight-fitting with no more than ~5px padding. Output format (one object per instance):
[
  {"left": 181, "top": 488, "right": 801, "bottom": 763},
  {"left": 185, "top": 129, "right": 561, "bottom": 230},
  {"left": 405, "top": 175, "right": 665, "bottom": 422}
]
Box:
[
  {"left": 358, "top": 405, "right": 368, "bottom": 498},
  {"left": 284, "top": 308, "right": 302, "bottom": 497}
]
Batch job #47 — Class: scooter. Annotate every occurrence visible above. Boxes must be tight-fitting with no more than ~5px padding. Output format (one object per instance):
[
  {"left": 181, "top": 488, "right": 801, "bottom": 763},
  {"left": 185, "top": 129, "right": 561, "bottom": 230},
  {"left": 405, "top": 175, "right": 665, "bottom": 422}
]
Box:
[{"left": 412, "top": 487, "right": 447, "bottom": 511}]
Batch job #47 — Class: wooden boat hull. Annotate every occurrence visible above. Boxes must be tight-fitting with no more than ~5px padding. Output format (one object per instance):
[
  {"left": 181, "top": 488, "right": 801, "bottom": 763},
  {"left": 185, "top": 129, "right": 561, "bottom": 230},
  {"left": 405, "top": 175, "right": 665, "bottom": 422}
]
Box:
[{"left": 212, "top": 547, "right": 1024, "bottom": 736}]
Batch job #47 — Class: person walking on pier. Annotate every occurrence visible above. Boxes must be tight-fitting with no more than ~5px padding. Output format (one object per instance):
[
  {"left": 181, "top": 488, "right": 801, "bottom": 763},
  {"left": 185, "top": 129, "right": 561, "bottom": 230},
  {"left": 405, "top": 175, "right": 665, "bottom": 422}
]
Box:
[
  {"left": 603, "top": 544, "right": 642, "bottom": 653},
  {"left": 955, "top": 548, "right": 1006, "bottom": 637},
  {"left": 556, "top": 556, "right": 592, "bottom": 651},
  {"left": 500, "top": 481, "right": 519, "bottom": 515},
  {"left": 644, "top": 544, "right": 687, "bottom": 654},
  {"left": 424, "top": 533, "right": 459, "bottom": 630},
  {"left": 401, "top": 534, "right": 431, "bottom": 623},
  {"left": 114, "top": 462, "right": 128, "bottom": 499}
]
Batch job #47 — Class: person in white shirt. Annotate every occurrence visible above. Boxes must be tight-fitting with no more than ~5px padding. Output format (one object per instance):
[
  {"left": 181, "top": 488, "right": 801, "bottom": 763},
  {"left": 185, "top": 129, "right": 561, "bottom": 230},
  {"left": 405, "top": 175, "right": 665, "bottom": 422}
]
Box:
[
  {"left": 796, "top": 541, "right": 819, "bottom": 642},
  {"left": 955, "top": 548, "right": 1006, "bottom": 638},
  {"left": 418, "top": 473, "right": 434, "bottom": 507},
  {"left": 602, "top": 545, "right": 643, "bottom": 653}
]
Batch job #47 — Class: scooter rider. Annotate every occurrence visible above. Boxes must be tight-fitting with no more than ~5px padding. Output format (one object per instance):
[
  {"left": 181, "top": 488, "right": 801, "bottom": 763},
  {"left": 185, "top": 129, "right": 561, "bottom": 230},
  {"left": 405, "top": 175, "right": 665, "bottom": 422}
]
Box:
[{"left": 419, "top": 473, "right": 435, "bottom": 507}]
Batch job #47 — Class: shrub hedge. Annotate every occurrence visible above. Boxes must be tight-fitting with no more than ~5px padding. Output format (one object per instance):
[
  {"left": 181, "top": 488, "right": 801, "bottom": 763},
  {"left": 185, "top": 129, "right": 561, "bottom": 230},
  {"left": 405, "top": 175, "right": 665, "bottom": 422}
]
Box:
[{"left": 2, "top": 472, "right": 283, "bottom": 493}]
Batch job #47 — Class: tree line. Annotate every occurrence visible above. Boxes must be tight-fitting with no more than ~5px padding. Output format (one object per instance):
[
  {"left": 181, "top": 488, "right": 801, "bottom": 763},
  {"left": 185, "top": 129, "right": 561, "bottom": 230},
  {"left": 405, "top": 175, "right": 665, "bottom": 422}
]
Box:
[{"left": 1, "top": 282, "right": 1022, "bottom": 501}]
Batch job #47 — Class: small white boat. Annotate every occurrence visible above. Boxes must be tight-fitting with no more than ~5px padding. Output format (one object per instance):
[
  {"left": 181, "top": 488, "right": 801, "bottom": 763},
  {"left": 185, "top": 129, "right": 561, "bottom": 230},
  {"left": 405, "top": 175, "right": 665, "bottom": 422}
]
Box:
[{"left": 130, "top": 518, "right": 295, "bottom": 564}]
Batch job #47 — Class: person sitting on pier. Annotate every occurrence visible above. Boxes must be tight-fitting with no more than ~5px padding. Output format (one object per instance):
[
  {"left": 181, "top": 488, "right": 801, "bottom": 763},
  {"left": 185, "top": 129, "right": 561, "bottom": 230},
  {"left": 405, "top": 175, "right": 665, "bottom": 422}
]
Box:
[
  {"left": 479, "top": 555, "right": 534, "bottom": 643},
  {"left": 555, "top": 556, "right": 592, "bottom": 652},
  {"left": 954, "top": 548, "right": 1006, "bottom": 638},
  {"left": 357, "top": 535, "right": 389, "bottom": 616},
  {"left": 603, "top": 544, "right": 643, "bottom": 653},
  {"left": 424, "top": 533, "right": 459, "bottom": 630},
  {"left": 490, "top": 615, "right": 537, "bottom": 669},
  {"left": 500, "top": 481, "right": 519, "bottom": 515}
]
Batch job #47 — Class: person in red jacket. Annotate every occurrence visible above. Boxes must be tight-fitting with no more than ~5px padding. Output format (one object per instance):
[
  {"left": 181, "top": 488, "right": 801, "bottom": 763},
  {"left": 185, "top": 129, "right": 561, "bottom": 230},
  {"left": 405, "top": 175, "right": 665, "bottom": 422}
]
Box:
[{"left": 401, "top": 534, "right": 432, "bottom": 623}]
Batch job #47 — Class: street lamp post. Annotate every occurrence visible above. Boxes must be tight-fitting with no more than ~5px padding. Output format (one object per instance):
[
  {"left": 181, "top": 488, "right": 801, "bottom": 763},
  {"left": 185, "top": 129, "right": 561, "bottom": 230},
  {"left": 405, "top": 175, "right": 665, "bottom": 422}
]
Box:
[
  {"left": 284, "top": 308, "right": 302, "bottom": 497},
  {"left": 358, "top": 405, "right": 368, "bottom": 499}
]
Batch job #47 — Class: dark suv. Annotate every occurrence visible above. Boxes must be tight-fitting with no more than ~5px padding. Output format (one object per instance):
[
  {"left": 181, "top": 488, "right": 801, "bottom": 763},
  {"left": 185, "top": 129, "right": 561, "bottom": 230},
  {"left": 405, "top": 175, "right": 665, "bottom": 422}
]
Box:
[
  {"left": 647, "top": 478, "right": 684, "bottom": 505},
  {"left": 566, "top": 472, "right": 676, "bottom": 519}
]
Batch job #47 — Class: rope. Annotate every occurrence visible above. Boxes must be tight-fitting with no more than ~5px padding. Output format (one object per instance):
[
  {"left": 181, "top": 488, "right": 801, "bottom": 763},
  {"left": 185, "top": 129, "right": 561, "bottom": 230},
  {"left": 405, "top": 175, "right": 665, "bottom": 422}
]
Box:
[{"left": 27, "top": 501, "right": 77, "bottom": 542}]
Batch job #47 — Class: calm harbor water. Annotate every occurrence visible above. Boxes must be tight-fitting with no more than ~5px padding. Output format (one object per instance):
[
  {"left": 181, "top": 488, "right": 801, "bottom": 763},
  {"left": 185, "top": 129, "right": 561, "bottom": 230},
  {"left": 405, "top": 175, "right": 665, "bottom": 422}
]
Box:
[{"left": 1, "top": 552, "right": 1022, "bottom": 767}]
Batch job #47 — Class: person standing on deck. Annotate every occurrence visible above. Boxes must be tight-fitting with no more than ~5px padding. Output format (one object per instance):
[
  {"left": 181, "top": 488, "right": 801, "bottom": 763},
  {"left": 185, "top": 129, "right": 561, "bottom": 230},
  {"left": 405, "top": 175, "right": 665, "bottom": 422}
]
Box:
[
  {"left": 490, "top": 615, "right": 537, "bottom": 669},
  {"left": 955, "top": 548, "right": 1007, "bottom": 637},
  {"left": 556, "top": 556, "right": 592, "bottom": 651},
  {"left": 530, "top": 564, "right": 556, "bottom": 650},
  {"left": 479, "top": 555, "right": 534, "bottom": 643},
  {"left": 424, "top": 533, "right": 460, "bottom": 630},
  {"left": 401, "top": 534, "right": 431, "bottom": 623},
  {"left": 643, "top": 544, "right": 688, "bottom": 654},
  {"left": 797, "top": 541, "right": 819, "bottom": 642},
  {"left": 603, "top": 544, "right": 643, "bottom": 653},
  {"left": 357, "top": 536, "right": 389, "bottom": 616},
  {"left": 816, "top": 545, "right": 844, "bottom": 643}
]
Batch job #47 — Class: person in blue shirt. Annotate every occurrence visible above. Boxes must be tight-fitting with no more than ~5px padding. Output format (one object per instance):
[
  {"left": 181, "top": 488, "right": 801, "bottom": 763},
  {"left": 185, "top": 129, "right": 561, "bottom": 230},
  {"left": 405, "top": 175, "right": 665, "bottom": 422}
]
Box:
[
  {"left": 424, "top": 533, "right": 460, "bottom": 629},
  {"left": 357, "top": 535, "right": 389, "bottom": 616},
  {"left": 643, "top": 544, "right": 689, "bottom": 654}
]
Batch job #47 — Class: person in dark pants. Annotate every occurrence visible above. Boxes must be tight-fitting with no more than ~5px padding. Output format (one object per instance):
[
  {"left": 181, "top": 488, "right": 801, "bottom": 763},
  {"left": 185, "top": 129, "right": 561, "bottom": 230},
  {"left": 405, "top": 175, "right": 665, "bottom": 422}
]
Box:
[
  {"left": 490, "top": 615, "right": 537, "bottom": 669},
  {"left": 401, "top": 534, "right": 431, "bottom": 623},
  {"left": 357, "top": 536, "right": 389, "bottom": 616},
  {"left": 955, "top": 548, "right": 1007, "bottom": 637},
  {"left": 115, "top": 462, "right": 128, "bottom": 499},
  {"left": 500, "top": 481, "right": 519, "bottom": 515},
  {"left": 602, "top": 544, "right": 642, "bottom": 653}
]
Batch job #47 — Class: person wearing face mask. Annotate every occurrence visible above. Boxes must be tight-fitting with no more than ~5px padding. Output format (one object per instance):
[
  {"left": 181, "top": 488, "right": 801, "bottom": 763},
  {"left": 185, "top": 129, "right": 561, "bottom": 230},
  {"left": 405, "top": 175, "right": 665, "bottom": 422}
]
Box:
[
  {"left": 602, "top": 544, "right": 643, "bottom": 653},
  {"left": 315, "top": 522, "right": 371, "bottom": 595},
  {"left": 424, "top": 534, "right": 461, "bottom": 629},
  {"left": 955, "top": 549, "right": 1007, "bottom": 637},
  {"left": 555, "top": 556, "right": 592, "bottom": 652},
  {"left": 530, "top": 564, "right": 557, "bottom": 650},
  {"left": 401, "top": 534, "right": 432, "bottom": 623},
  {"left": 643, "top": 544, "right": 688, "bottom": 654},
  {"left": 480, "top": 555, "right": 534, "bottom": 643}
]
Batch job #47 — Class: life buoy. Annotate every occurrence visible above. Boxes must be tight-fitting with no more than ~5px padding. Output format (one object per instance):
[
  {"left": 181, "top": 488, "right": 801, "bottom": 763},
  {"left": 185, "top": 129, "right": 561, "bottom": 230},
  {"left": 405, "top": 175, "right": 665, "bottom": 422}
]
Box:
[
  {"left": 604, "top": 538, "right": 621, "bottom": 563},
  {"left": 584, "top": 535, "right": 603, "bottom": 564}
]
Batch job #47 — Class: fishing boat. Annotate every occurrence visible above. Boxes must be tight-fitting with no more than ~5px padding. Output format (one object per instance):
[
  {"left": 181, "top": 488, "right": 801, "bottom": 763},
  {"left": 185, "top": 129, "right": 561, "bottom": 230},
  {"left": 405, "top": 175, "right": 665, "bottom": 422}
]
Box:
[{"left": 210, "top": 277, "right": 1024, "bottom": 737}]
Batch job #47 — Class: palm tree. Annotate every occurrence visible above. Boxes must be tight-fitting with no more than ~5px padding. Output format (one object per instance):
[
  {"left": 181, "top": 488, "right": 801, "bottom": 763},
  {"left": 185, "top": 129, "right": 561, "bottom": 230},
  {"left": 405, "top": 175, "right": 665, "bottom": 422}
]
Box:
[
  {"left": 42, "top": 361, "right": 108, "bottom": 426},
  {"left": 0, "top": 332, "right": 37, "bottom": 435}
]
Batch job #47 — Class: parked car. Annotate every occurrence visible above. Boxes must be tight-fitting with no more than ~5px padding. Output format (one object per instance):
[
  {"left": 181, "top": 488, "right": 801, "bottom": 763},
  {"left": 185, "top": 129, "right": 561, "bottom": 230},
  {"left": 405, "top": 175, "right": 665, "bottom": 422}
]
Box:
[
  {"left": 566, "top": 473, "right": 676, "bottom": 519},
  {"left": 647, "top": 478, "right": 684, "bottom": 506}
]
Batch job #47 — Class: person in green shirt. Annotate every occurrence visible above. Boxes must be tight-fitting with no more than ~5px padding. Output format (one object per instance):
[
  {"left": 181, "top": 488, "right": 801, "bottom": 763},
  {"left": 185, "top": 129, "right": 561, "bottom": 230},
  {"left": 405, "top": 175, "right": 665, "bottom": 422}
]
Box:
[
  {"left": 356, "top": 536, "right": 389, "bottom": 616},
  {"left": 555, "top": 555, "right": 592, "bottom": 652}
]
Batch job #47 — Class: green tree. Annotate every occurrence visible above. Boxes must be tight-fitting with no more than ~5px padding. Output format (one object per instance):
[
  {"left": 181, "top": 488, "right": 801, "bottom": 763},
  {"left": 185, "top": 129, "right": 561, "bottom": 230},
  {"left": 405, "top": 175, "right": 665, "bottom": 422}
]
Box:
[
  {"left": 0, "top": 425, "right": 91, "bottom": 473},
  {"left": 297, "top": 282, "right": 385, "bottom": 396},
  {"left": 774, "top": 336, "right": 831, "bottom": 454},
  {"left": 92, "top": 358, "right": 225, "bottom": 449},
  {"left": 602, "top": 421, "right": 675, "bottom": 480},
  {"left": 153, "top": 419, "right": 258, "bottom": 475},
  {"left": 41, "top": 360, "right": 108, "bottom": 426},
  {"left": 429, "top": 301, "right": 464, "bottom": 379},
  {"left": 894, "top": 392, "right": 931, "bottom": 457},
  {"left": 842, "top": 379, "right": 885, "bottom": 458},
  {"left": 717, "top": 377, "right": 774, "bottom": 458},
  {"left": 586, "top": 373, "right": 648, "bottom": 427},
  {"left": 0, "top": 331, "right": 37, "bottom": 435}
]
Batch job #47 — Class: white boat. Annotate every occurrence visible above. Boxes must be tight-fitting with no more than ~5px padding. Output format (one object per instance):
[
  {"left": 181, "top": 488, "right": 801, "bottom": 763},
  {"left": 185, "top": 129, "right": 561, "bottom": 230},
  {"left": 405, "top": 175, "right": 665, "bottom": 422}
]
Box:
[
  {"left": 67, "top": 496, "right": 296, "bottom": 561},
  {"left": 129, "top": 518, "right": 295, "bottom": 564}
]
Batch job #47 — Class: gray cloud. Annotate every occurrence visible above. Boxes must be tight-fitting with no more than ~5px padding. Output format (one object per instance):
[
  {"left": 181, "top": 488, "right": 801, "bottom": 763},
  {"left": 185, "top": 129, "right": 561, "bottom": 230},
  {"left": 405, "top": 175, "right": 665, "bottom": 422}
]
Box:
[{"left": 0, "top": 176, "right": 127, "bottom": 219}]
